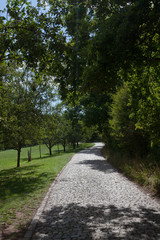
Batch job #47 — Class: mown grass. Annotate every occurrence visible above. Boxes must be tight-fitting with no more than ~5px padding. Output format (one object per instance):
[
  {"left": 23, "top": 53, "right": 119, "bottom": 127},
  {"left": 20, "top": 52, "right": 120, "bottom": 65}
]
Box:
[
  {"left": 0, "top": 143, "right": 93, "bottom": 238},
  {"left": 102, "top": 147, "right": 160, "bottom": 197}
]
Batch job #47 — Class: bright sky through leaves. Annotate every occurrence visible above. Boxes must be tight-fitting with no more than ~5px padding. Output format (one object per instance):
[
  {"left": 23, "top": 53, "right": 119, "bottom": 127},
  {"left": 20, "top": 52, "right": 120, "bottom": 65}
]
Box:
[{"left": 0, "top": 0, "right": 37, "bottom": 10}]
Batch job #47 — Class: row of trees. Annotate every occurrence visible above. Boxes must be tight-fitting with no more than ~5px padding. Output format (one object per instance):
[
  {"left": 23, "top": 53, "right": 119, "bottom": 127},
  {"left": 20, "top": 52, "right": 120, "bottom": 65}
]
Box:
[
  {"left": 0, "top": 0, "right": 100, "bottom": 167},
  {"left": 1, "top": 0, "right": 160, "bottom": 164},
  {"left": 0, "top": 63, "right": 96, "bottom": 166},
  {"left": 55, "top": 0, "right": 160, "bottom": 159}
]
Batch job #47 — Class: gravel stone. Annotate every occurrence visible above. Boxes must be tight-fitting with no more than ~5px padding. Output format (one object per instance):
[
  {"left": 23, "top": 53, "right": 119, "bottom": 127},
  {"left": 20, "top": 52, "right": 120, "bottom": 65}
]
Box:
[{"left": 25, "top": 143, "right": 160, "bottom": 240}]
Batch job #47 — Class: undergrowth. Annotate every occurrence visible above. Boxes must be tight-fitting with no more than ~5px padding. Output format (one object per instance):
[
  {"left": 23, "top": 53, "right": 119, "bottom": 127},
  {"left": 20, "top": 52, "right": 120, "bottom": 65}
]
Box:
[{"left": 102, "top": 147, "right": 160, "bottom": 197}]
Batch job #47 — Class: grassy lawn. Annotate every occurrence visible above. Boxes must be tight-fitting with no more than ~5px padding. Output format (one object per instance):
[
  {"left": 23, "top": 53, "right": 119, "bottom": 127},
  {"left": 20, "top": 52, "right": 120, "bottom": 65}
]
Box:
[{"left": 0, "top": 143, "right": 93, "bottom": 239}]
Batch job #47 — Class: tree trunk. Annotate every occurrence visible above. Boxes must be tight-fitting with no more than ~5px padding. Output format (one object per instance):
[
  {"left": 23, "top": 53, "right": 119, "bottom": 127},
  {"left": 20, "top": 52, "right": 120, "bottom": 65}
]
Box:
[
  {"left": 63, "top": 144, "right": 66, "bottom": 152},
  {"left": 28, "top": 151, "right": 30, "bottom": 162},
  {"left": 73, "top": 142, "right": 76, "bottom": 149},
  {"left": 39, "top": 145, "right": 42, "bottom": 158},
  {"left": 30, "top": 147, "right": 32, "bottom": 160},
  {"left": 28, "top": 147, "right": 32, "bottom": 162},
  {"left": 49, "top": 146, "right": 52, "bottom": 156},
  {"left": 76, "top": 141, "right": 79, "bottom": 148},
  {"left": 57, "top": 144, "right": 60, "bottom": 153},
  {"left": 63, "top": 139, "right": 66, "bottom": 152},
  {"left": 17, "top": 147, "right": 21, "bottom": 167},
  {"left": 28, "top": 151, "right": 31, "bottom": 162}
]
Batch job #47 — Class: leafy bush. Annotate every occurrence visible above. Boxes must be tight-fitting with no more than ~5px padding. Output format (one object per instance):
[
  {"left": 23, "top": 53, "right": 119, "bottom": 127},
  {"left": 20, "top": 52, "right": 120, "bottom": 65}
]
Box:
[
  {"left": 109, "top": 84, "right": 148, "bottom": 157},
  {"left": 127, "top": 66, "right": 160, "bottom": 157}
]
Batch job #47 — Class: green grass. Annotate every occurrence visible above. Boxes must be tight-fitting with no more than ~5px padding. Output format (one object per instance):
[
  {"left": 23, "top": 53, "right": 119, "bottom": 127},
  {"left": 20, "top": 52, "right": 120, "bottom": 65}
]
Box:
[
  {"left": 102, "top": 147, "right": 160, "bottom": 197},
  {"left": 0, "top": 143, "right": 93, "bottom": 231}
]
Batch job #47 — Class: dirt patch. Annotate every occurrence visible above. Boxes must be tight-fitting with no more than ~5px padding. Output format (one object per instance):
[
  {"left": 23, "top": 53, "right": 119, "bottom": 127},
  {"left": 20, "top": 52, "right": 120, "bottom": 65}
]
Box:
[{"left": 0, "top": 209, "right": 36, "bottom": 240}]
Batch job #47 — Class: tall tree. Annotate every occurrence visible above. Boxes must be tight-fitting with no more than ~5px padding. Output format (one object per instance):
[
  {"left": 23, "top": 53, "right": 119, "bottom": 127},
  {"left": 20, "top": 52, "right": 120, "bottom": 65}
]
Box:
[
  {"left": 0, "top": 64, "right": 53, "bottom": 167},
  {"left": 43, "top": 113, "right": 59, "bottom": 156},
  {"left": 58, "top": 113, "right": 72, "bottom": 152},
  {"left": 82, "top": 0, "right": 160, "bottom": 94}
]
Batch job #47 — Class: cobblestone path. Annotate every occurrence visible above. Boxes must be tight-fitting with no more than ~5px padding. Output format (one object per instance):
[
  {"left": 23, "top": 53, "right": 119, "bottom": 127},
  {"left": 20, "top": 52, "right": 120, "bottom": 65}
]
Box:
[{"left": 26, "top": 143, "right": 160, "bottom": 240}]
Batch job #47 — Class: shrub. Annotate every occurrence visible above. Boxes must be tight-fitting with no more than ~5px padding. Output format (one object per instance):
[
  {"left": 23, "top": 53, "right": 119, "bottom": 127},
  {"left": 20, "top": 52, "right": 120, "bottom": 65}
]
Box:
[{"left": 109, "top": 84, "right": 148, "bottom": 157}]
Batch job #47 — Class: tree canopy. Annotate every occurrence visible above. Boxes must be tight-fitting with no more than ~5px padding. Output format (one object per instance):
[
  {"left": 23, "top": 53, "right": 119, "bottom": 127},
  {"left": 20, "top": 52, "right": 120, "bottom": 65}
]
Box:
[{"left": 1, "top": 0, "right": 160, "bottom": 164}]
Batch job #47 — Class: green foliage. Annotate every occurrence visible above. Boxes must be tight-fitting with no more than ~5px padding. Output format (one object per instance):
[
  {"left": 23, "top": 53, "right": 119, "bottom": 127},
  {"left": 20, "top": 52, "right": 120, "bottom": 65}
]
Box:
[
  {"left": 0, "top": 62, "right": 55, "bottom": 166},
  {"left": 1, "top": 0, "right": 160, "bottom": 168},
  {"left": 63, "top": 107, "right": 80, "bottom": 148},
  {"left": 57, "top": 114, "right": 72, "bottom": 151},
  {"left": 80, "top": 123, "right": 100, "bottom": 142},
  {"left": 109, "top": 84, "right": 131, "bottom": 140},
  {"left": 127, "top": 66, "right": 160, "bottom": 149},
  {"left": 1, "top": 0, "right": 64, "bottom": 71},
  {"left": 107, "top": 62, "right": 160, "bottom": 159},
  {"left": 45, "top": 0, "right": 160, "bottom": 163},
  {"left": 109, "top": 84, "right": 149, "bottom": 156},
  {"left": 81, "top": 93, "right": 111, "bottom": 131},
  {"left": 43, "top": 114, "right": 59, "bottom": 155},
  {"left": 82, "top": 0, "right": 160, "bottom": 94}
]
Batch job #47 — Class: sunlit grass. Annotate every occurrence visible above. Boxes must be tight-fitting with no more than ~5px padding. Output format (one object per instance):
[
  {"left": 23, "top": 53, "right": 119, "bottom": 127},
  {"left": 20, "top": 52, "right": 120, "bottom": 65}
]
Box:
[
  {"left": 0, "top": 144, "right": 63, "bottom": 170},
  {"left": 0, "top": 143, "right": 94, "bottom": 229}
]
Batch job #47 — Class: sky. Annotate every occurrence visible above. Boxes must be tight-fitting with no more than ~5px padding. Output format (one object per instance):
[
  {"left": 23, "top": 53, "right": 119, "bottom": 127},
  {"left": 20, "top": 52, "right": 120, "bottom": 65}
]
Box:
[{"left": 0, "top": 0, "right": 38, "bottom": 11}]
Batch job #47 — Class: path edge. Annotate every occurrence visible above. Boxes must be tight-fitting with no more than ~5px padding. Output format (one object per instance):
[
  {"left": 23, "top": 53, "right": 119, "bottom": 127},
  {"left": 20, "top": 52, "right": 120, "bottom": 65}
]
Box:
[{"left": 23, "top": 145, "right": 95, "bottom": 240}]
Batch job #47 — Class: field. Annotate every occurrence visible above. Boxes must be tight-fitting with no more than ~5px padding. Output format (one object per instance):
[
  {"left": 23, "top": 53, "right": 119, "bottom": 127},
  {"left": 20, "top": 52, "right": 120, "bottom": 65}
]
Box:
[{"left": 0, "top": 143, "right": 93, "bottom": 239}]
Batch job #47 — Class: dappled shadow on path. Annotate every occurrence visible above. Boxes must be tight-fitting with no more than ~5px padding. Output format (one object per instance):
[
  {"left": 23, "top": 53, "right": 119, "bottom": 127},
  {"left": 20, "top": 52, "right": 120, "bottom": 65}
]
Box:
[
  {"left": 77, "top": 144, "right": 105, "bottom": 159},
  {"left": 77, "top": 159, "right": 116, "bottom": 174},
  {"left": 32, "top": 203, "right": 160, "bottom": 240},
  {"left": 75, "top": 143, "right": 117, "bottom": 174}
]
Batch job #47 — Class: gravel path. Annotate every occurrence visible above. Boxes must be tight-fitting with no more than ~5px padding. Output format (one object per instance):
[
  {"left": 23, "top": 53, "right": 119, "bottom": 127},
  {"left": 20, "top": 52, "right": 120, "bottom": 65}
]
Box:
[{"left": 25, "top": 143, "right": 160, "bottom": 240}]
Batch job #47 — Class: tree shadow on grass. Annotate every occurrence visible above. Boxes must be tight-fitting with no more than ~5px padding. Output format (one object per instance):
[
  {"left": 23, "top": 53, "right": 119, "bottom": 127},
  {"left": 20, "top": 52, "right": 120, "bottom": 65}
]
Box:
[
  {"left": 21, "top": 144, "right": 94, "bottom": 163},
  {"left": 31, "top": 203, "right": 160, "bottom": 240},
  {"left": 0, "top": 165, "right": 55, "bottom": 203},
  {"left": 21, "top": 151, "right": 68, "bottom": 162},
  {"left": 21, "top": 147, "right": 84, "bottom": 162}
]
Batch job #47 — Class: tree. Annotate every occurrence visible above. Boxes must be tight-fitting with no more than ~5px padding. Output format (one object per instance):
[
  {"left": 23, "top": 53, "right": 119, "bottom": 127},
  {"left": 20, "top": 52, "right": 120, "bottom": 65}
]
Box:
[
  {"left": 80, "top": 92, "right": 111, "bottom": 133},
  {"left": 109, "top": 81, "right": 153, "bottom": 157},
  {"left": 0, "top": 63, "right": 53, "bottom": 167},
  {"left": 126, "top": 65, "right": 160, "bottom": 151},
  {"left": 2, "top": 83, "right": 42, "bottom": 167},
  {"left": 47, "top": 0, "right": 91, "bottom": 106},
  {"left": 0, "top": 0, "right": 62, "bottom": 166},
  {"left": 82, "top": 0, "right": 160, "bottom": 94},
  {"left": 63, "top": 107, "right": 81, "bottom": 149},
  {"left": 43, "top": 114, "right": 59, "bottom": 156},
  {"left": 1, "top": 0, "right": 160, "bottom": 160},
  {"left": 0, "top": 0, "right": 64, "bottom": 69},
  {"left": 58, "top": 114, "right": 72, "bottom": 152},
  {"left": 60, "top": 0, "right": 160, "bottom": 157}
]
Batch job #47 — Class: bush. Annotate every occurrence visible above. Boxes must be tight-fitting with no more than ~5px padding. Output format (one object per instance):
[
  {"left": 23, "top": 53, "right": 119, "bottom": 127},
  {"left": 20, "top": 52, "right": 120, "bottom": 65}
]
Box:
[{"left": 109, "top": 84, "right": 148, "bottom": 157}]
